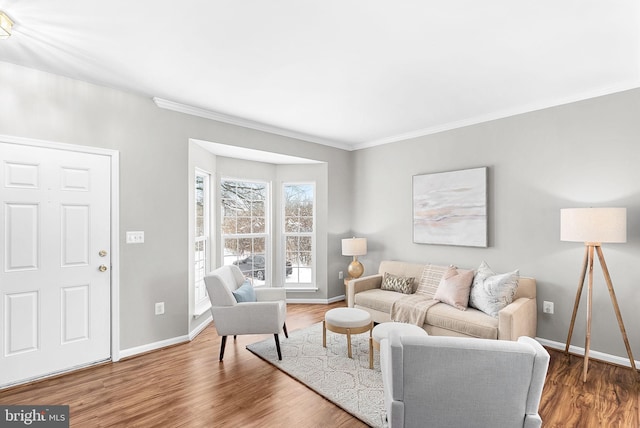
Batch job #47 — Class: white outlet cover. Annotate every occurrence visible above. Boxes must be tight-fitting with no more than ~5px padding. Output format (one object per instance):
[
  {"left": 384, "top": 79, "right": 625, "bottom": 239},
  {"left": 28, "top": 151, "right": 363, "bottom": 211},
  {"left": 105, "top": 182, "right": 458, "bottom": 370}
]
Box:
[{"left": 155, "top": 302, "right": 164, "bottom": 315}]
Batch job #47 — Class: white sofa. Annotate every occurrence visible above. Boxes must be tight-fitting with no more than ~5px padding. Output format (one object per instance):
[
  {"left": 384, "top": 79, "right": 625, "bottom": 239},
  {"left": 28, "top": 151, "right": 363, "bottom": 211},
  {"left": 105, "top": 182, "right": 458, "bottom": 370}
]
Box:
[
  {"left": 346, "top": 260, "right": 537, "bottom": 341},
  {"left": 380, "top": 330, "right": 550, "bottom": 427}
]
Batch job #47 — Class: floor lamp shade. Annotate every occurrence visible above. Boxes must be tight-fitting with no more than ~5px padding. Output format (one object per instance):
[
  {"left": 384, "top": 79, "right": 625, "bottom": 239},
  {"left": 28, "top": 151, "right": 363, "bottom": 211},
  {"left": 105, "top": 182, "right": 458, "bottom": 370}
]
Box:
[
  {"left": 342, "top": 238, "right": 367, "bottom": 279},
  {"left": 560, "top": 207, "right": 626, "bottom": 244}
]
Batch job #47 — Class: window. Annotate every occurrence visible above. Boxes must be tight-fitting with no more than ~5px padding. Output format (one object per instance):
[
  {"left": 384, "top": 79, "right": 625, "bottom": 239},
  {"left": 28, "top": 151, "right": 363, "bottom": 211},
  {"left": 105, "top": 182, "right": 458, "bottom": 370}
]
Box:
[
  {"left": 283, "top": 183, "right": 315, "bottom": 288},
  {"left": 221, "top": 179, "right": 269, "bottom": 286},
  {"left": 194, "top": 170, "right": 210, "bottom": 308}
]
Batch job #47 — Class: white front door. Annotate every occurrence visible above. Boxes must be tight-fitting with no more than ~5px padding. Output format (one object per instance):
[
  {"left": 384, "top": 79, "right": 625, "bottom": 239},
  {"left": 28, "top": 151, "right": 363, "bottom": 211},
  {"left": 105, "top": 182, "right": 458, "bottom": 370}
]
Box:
[{"left": 0, "top": 142, "right": 111, "bottom": 387}]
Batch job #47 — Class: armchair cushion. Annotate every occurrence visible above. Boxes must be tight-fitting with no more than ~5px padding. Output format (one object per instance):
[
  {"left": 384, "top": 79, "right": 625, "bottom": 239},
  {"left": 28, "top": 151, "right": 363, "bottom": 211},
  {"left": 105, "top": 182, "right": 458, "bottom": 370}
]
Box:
[{"left": 232, "top": 282, "right": 257, "bottom": 302}]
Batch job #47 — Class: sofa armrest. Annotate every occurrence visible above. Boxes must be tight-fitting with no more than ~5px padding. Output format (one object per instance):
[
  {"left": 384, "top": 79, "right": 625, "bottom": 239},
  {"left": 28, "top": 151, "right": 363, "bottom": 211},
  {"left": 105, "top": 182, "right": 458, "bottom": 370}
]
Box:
[
  {"left": 346, "top": 274, "right": 383, "bottom": 307},
  {"left": 498, "top": 297, "right": 537, "bottom": 340}
]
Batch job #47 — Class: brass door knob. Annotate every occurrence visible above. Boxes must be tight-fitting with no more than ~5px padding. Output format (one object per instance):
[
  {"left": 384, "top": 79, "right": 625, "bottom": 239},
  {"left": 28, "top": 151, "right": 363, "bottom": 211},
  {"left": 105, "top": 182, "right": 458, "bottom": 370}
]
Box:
[
  {"left": 99, "top": 265, "right": 108, "bottom": 272},
  {"left": 99, "top": 250, "right": 108, "bottom": 257}
]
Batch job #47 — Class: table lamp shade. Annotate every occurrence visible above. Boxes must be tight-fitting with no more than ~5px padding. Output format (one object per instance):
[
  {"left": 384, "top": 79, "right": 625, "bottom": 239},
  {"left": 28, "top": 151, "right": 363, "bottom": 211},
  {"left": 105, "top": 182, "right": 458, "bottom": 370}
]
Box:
[
  {"left": 560, "top": 207, "right": 626, "bottom": 244},
  {"left": 342, "top": 238, "right": 367, "bottom": 256}
]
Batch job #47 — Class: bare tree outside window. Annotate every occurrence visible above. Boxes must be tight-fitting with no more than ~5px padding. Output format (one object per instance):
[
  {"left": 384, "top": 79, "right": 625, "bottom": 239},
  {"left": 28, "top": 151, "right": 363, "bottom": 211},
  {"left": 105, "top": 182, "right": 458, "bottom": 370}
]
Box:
[
  {"left": 284, "top": 183, "right": 314, "bottom": 286},
  {"left": 221, "top": 179, "right": 269, "bottom": 285}
]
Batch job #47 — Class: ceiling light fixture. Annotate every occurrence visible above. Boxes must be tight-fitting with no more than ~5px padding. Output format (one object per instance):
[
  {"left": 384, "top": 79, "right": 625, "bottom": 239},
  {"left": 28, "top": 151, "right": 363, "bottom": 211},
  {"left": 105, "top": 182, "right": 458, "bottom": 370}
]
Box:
[{"left": 0, "top": 11, "right": 14, "bottom": 40}]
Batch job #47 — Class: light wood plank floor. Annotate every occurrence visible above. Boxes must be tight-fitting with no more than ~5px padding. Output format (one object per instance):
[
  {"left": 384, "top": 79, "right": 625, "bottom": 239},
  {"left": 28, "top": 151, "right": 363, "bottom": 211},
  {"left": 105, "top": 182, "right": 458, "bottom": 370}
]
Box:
[{"left": 1, "top": 302, "right": 638, "bottom": 427}]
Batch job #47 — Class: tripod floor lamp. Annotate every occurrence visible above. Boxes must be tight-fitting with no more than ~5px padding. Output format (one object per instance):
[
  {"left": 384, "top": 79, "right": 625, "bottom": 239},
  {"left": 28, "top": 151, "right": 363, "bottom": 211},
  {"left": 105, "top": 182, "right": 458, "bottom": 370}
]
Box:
[{"left": 561, "top": 207, "right": 637, "bottom": 382}]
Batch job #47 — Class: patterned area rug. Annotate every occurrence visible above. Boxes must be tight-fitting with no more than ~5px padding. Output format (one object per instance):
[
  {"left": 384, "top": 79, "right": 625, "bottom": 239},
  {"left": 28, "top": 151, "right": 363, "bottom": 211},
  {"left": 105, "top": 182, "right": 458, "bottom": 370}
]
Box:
[{"left": 246, "top": 322, "right": 386, "bottom": 427}]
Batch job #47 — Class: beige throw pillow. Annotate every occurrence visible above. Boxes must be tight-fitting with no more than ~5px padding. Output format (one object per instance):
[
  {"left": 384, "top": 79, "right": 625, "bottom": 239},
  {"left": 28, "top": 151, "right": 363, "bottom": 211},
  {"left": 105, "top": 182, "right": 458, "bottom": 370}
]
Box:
[
  {"left": 381, "top": 272, "right": 415, "bottom": 294},
  {"left": 434, "top": 266, "right": 474, "bottom": 310}
]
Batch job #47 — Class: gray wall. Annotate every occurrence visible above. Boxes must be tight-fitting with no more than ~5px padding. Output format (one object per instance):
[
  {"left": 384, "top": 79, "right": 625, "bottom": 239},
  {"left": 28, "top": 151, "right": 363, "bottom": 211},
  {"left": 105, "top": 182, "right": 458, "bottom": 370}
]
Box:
[
  {"left": 3, "top": 59, "right": 638, "bottom": 362},
  {"left": 352, "top": 88, "right": 640, "bottom": 361},
  {"left": 0, "top": 61, "right": 351, "bottom": 351}
]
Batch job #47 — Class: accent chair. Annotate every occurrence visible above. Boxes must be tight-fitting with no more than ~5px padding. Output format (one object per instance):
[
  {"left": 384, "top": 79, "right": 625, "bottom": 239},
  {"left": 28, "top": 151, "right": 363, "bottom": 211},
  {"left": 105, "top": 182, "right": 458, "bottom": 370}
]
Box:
[
  {"left": 380, "top": 331, "right": 550, "bottom": 428},
  {"left": 204, "top": 265, "right": 288, "bottom": 361}
]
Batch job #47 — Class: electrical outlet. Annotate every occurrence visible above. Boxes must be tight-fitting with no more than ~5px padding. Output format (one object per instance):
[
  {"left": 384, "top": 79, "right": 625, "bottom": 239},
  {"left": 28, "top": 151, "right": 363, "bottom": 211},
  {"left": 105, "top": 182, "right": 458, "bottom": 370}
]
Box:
[
  {"left": 338, "top": 271, "right": 344, "bottom": 280},
  {"left": 155, "top": 302, "right": 165, "bottom": 315},
  {"left": 543, "top": 301, "right": 554, "bottom": 314},
  {"left": 126, "top": 231, "right": 145, "bottom": 244}
]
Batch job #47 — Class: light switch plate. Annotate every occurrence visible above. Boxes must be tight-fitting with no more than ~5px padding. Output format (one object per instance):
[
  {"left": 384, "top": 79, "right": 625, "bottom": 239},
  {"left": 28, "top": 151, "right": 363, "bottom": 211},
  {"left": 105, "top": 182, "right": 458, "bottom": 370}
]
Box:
[{"left": 126, "top": 231, "right": 145, "bottom": 244}]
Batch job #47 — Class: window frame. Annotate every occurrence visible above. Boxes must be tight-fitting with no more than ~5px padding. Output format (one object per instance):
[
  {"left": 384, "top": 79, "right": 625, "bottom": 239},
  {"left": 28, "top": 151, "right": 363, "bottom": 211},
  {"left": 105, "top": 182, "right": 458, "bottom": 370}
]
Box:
[
  {"left": 220, "top": 177, "right": 271, "bottom": 286},
  {"left": 282, "top": 181, "right": 316, "bottom": 290},
  {"left": 194, "top": 168, "right": 211, "bottom": 315}
]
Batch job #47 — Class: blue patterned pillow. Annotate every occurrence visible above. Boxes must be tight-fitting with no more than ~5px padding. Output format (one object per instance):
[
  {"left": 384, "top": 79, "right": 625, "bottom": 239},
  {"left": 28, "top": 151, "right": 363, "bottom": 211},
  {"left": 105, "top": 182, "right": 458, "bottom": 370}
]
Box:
[
  {"left": 232, "top": 282, "right": 257, "bottom": 303},
  {"left": 469, "top": 261, "right": 519, "bottom": 317}
]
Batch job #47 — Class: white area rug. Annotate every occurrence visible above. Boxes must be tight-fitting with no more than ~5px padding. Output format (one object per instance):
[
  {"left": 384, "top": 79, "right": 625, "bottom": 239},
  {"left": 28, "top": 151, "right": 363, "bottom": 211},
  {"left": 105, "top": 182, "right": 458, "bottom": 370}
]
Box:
[{"left": 246, "top": 322, "right": 386, "bottom": 427}]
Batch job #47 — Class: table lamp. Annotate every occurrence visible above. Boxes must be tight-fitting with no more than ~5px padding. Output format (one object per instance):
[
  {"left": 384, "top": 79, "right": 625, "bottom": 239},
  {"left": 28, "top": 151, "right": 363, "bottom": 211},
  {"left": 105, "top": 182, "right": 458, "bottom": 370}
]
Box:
[{"left": 342, "top": 237, "right": 367, "bottom": 279}]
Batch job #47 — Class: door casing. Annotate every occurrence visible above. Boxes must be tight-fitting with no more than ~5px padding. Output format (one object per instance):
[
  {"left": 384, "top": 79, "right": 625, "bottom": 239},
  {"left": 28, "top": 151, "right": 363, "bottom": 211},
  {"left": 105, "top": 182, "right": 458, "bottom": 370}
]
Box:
[{"left": 0, "top": 134, "right": 121, "bottom": 371}]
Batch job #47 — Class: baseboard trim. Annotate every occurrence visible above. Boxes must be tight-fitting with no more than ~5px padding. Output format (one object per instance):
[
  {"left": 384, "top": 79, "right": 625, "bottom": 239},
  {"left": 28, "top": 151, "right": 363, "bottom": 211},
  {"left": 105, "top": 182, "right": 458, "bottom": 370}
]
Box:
[
  {"left": 287, "top": 295, "right": 346, "bottom": 304},
  {"left": 120, "top": 335, "right": 190, "bottom": 360},
  {"left": 536, "top": 337, "right": 640, "bottom": 368},
  {"left": 189, "top": 315, "right": 212, "bottom": 341}
]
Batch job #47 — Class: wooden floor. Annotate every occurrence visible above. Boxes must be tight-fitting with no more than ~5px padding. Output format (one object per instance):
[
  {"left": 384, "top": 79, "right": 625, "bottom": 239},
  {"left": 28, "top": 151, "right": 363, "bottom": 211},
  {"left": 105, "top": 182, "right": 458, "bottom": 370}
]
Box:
[{"left": 1, "top": 301, "right": 638, "bottom": 427}]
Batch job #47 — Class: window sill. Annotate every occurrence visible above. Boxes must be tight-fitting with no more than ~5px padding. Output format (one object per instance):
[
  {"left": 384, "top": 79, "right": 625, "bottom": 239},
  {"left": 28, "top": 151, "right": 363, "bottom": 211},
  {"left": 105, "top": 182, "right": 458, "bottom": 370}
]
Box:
[
  {"left": 193, "top": 300, "right": 211, "bottom": 318},
  {"left": 284, "top": 287, "right": 319, "bottom": 292}
]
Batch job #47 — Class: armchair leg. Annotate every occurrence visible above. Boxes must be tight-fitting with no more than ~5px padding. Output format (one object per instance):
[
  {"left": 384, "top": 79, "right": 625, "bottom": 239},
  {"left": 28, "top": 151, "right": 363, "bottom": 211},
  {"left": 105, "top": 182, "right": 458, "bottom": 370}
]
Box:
[
  {"left": 219, "top": 336, "right": 228, "bottom": 361},
  {"left": 283, "top": 323, "right": 289, "bottom": 338},
  {"left": 274, "top": 334, "right": 282, "bottom": 360}
]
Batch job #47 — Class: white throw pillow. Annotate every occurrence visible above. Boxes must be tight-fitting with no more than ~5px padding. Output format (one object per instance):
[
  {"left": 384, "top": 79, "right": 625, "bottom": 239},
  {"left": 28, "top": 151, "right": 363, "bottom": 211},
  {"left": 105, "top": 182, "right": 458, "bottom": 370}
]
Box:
[{"left": 469, "top": 261, "right": 519, "bottom": 317}]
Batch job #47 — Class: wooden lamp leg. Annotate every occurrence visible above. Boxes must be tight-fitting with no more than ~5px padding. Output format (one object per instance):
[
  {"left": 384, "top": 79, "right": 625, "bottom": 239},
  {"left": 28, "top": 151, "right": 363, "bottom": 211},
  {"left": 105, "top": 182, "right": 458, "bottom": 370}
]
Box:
[
  {"left": 565, "top": 244, "right": 638, "bottom": 382},
  {"left": 595, "top": 246, "right": 638, "bottom": 378},
  {"left": 583, "top": 245, "right": 595, "bottom": 382},
  {"left": 565, "top": 245, "right": 589, "bottom": 359}
]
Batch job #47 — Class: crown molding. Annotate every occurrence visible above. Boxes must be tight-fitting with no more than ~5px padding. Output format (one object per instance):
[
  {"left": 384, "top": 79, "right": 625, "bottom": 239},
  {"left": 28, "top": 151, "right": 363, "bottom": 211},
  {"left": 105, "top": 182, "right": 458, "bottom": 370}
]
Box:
[
  {"left": 156, "top": 80, "right": 640, "bottom": 153},
  {"left": 352, "top": 80, "right": 640, "bottom": 150},
  {"left": 152, "top": 97, "right": 353, "bottom": 151}
]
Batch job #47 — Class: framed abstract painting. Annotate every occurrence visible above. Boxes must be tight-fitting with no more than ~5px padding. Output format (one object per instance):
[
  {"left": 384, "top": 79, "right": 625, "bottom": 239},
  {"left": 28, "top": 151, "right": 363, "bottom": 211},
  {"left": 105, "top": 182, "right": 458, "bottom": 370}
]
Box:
[{"left": 413, "top": 167, "right": 487, "bottom": 247}]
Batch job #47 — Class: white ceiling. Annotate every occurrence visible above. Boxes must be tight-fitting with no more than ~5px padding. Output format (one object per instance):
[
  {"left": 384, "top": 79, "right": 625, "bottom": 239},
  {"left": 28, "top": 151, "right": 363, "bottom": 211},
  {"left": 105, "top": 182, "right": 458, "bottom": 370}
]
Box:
[{"left": 0, "top": 1, "right": 638, "bottom": 150}]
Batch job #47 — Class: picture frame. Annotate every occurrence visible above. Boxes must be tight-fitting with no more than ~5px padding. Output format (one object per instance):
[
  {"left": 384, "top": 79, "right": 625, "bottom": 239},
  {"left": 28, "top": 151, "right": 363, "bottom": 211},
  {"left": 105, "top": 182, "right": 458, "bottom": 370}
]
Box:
[{"left": 413, "top": 167, "right": 487, "bottom": 247}]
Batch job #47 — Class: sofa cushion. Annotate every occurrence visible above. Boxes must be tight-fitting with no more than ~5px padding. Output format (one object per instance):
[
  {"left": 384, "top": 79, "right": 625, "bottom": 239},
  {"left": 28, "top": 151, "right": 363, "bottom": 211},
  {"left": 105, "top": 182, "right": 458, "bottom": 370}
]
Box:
[
  {"left": 434, "top": 266, "right": 474, "bottom": 310},
  {"left": 415, "top": 264, "right": 448, "bottom": 298},
  {"left": 425, "top": 303, "right": 499, "bottom": 339},
  {"left": 469, "top": 261, "right": 519, "bottom": 317},
  {"left": 354, "top": 289, "right": 407, "bottom": 314},
  {"left": 381, "top": 272, "right": 415, "bottom": 294}
]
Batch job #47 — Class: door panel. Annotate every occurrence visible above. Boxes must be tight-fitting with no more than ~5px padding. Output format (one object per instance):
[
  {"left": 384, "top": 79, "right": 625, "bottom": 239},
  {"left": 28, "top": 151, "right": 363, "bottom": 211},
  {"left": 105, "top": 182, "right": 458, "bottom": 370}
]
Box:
[
  {"left": 5, "top": 203, "right": 39, "bottom": 271},
  {"left": 4, "top": 291, "right": 39, "bottom": 355},
  {"left": 0, "top": 142, "right": 111, "bottom": 387},
  {"left": 61, "top": 205, "right": 90, "bottom": 266}
]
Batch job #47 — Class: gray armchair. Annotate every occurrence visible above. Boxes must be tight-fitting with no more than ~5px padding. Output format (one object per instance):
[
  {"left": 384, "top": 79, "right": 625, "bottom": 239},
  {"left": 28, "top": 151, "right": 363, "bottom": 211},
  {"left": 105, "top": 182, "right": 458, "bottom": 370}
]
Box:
[
  {"left": 380, "top": 331, "right": 549, "bottom": 428},
  {"left": 204, "top": 265, "right": 288, "bottom": 361}
]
